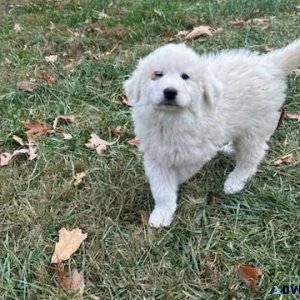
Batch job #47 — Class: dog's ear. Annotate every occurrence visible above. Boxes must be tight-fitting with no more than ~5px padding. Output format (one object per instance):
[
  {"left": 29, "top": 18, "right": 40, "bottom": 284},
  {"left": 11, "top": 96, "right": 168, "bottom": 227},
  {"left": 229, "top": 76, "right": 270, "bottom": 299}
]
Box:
[
  {"left": 202, "top": 70, "right": 223, "bottom": 108},
  {"left": 123, "top": 69, "right": 141, "bottom": 106}
]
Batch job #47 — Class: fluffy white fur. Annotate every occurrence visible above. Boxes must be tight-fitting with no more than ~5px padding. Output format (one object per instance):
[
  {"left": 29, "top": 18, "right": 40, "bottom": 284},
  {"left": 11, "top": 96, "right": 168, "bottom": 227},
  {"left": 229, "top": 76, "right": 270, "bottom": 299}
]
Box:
[{"left": 124, "top": 40, "right": 300, "bottom": 228}]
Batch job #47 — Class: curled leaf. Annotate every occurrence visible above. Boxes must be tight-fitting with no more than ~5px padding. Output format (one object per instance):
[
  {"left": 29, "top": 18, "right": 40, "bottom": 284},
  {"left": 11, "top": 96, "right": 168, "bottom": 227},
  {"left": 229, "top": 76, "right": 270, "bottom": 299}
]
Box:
[
  {"left": 74, "top": 171, "right": 86, "bottom": 186},
  {"left": 0, "top": 153, "right": 13, "bottom": 166},
  {"left": 286, "top": 112, "right": 300, "bottom": 121},
  {"left": 182, "top": 25, "right": 216, "bottom": 41},
  {"left": 53, "top": 114, "right": 76, "bottom": 129},
  {"left": 127, "top": 138, "right": 139, "bottom": 146},
  {"left": 273, "top": 153, "right": 294, "bottom": 165}
]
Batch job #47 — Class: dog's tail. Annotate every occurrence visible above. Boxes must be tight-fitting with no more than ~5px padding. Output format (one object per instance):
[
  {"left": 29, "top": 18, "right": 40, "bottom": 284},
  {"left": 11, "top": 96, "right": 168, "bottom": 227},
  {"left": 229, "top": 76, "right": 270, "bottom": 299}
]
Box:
[{"left": 266, "top": 39, "right": 300, "bottom": 75}]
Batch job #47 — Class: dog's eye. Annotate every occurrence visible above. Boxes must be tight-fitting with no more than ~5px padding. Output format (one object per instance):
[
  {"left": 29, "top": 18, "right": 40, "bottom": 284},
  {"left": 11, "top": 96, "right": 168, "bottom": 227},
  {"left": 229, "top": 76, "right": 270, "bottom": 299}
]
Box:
[
  {"left": 181, "top": 73, "right": 189, "bottom": 80},
  {"left": 154, "top": 71, "right": 163, "bottom": 78}
]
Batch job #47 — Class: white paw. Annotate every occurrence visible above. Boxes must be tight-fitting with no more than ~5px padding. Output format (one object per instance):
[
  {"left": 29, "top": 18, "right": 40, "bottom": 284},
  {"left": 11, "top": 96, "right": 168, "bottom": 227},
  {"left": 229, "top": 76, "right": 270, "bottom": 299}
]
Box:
[
  {"left": 223, "top": 174, "right": 245, "bottom": 194},
  {"left": 149, "top": 205, "right": 175, "bottom": 228}
]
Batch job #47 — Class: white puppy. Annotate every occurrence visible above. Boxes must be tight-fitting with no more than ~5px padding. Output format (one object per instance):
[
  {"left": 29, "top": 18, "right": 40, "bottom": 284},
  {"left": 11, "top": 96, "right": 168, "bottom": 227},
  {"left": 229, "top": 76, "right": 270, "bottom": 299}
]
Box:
[{"left": 124, "top": 40, "right": 300, "bottom": 228}]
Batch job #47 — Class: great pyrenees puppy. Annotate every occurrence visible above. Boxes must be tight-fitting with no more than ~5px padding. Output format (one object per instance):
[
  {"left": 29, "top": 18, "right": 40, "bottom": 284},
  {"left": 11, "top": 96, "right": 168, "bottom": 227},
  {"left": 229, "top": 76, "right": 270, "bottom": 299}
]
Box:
[{"left": 124, "top": 40, "right": 300, "bottom": 228}]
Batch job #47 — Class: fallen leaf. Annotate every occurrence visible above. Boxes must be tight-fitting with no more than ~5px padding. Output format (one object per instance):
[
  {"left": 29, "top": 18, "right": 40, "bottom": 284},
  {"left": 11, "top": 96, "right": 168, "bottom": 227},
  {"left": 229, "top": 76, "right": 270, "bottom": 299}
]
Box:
[
  {"left": 119, "top": 93, "right": 130, "bottom": 106},
  {"left": 53, "top": 114, "right": 76, "bottom": 129},
  {"left": 0, "top": 153, "right": 13, "bottom": 166},
  {"left": 51, "top": 227, "right": 87, "bottom": 263},
  {"left": 27, "top": 146, "right": 38, "bottom": 160},
  {"left": 182, "top": 25, "right": 216, "bottom": 41},
  {"left": 14, "top": 23, "right": 22, "bottom": 33},
  {"left": 12, "top": 135, "right": 26, "bottom": 146},
  {"left": 140, "top": 210, "right": 149, "bottom": 225},
  {"left": 68, "top": 269, "right": 85, "bottom": 293},
  {"left": 45, "top": 54, "right": 58, "bottom": 63},
  {"left": 127, "top": 138, "right": 139, "bottom": 146},
  {"left": 273, "top": 153, "right": 294, "bottom": 165},
  {"left": 286, "top": 112, "right": 300, "bottom": 121},
  {"left": 62, "top": 133, "right": 73, "bottom": 140},
  {"left": 90, "top": 295, "right": 101, "bottom": 300},
  {"left": 85, "top": 133, "right": 109, "bottom": 154},
  {"left": 163, "top": 31, "right": 176, "bottom": 42},
  {"left": 38, "top": 71, "right": 56, "bottom": 84},
  {"left": 176, "top": 30, "right": 189, "bottom": 38},
  {"left": 74, "top": 172, "right": 86, "bottom": 186},
  {"left": 109, "top": 126, "right": 122, "bottom": 140},
  {"left": 229, "top": 18, "right": 246, "bottom": 26},
  {"left": 236, "top": 261, "right": 262, "bottom": 290},
  {"left": 22, "top": 120, "right": 53, "bottom": 141},
  {"left": 17, "top": 81, "right": 35, "bottom": 92}
]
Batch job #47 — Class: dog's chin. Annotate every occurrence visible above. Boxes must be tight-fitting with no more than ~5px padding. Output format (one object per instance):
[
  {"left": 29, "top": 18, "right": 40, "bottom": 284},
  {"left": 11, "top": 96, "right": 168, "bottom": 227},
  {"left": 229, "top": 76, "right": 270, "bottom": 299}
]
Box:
[{"left": 156, "top": 103, "right": 182, "bottom": 112}]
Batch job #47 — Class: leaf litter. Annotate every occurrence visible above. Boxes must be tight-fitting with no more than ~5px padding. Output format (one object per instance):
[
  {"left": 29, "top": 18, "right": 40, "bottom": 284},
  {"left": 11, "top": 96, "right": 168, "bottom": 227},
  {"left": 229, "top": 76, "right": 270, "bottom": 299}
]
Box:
[{"left": 236, "top": 261, "right": 262, "bottom": 290}]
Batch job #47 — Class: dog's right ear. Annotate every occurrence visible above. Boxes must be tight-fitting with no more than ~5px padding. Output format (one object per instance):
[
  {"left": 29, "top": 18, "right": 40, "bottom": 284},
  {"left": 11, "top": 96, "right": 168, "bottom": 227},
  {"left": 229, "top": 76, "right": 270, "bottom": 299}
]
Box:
[{"left": 123, "top": 69, "right": 141, "bottom": 106}]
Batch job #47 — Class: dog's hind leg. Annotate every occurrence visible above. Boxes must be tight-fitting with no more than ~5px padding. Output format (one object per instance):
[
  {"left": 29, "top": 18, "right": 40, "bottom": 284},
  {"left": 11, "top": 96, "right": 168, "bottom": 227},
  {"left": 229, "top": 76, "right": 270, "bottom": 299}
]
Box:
[
  {"left": 144, "top": 158, "right": 179, "bottom": 227},
  {"left": 223, "top": 133, "right": 269, "bottom": 194}
]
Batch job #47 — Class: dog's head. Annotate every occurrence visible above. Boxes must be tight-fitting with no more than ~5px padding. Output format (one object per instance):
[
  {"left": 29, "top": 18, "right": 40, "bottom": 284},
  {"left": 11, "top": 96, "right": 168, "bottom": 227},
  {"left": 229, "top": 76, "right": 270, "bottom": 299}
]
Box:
[{"left": 124, "top": 43, "right": 222, "bottom": 111}]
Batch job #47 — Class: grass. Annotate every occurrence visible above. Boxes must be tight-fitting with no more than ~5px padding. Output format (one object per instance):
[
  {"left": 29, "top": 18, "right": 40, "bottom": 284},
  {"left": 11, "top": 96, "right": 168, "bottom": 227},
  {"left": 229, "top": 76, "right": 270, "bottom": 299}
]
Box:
[{"left": 0, "top": 0, "right": 300, "bottom": 299}]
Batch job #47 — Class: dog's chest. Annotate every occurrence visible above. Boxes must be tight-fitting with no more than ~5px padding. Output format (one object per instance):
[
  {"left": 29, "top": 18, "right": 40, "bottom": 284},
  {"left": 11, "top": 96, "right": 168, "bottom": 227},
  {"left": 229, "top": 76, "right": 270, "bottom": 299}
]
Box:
[{"left": 138, "top": 119, "right": 213, "bottom": 166}]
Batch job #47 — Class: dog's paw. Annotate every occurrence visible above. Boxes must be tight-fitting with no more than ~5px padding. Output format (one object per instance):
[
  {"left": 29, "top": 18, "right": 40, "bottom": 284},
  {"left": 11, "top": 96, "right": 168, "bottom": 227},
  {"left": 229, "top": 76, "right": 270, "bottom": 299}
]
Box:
[
  {"left": 149, "top": 206, "right": 174, "bottom": 228},
  {"left": 223, "top": 174, "right": 245, "bottom": 194}
]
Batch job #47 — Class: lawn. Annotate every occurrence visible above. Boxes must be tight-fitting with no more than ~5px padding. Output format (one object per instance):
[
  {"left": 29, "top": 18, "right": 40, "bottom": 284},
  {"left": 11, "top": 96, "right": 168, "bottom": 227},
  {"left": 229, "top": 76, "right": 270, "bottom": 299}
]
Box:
[{"left": 0, "top": 0, "right": 299, "bottom": 299}]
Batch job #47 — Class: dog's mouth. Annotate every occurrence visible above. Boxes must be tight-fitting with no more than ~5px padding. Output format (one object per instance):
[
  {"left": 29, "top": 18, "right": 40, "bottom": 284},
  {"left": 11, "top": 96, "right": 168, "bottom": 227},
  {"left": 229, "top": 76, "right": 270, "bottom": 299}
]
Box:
[{"left": 157, "top": 102, "right": 182, "bottom": 111}]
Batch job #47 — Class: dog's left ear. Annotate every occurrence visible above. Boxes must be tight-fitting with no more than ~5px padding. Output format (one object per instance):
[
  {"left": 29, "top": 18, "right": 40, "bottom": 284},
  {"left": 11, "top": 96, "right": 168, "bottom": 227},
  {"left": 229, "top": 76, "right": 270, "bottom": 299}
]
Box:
[
  {"left": 201, "top": 70, "right": 223, "bottom": 108},
  {"left": 123, "top": 69, "right": 141, "bottom": 106}
]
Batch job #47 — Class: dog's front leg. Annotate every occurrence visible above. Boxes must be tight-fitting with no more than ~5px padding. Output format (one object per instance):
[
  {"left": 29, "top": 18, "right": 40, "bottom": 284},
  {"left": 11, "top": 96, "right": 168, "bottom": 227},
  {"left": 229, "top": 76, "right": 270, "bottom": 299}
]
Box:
[{"left": 144, "top": 158, "right": 178, "bottom": 228}]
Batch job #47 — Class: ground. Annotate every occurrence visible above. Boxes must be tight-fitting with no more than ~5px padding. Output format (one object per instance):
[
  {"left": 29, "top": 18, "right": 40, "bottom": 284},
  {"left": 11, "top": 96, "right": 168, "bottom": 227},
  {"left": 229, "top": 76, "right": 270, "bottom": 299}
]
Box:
[{"left": 0, "top": 0, "right": 299, "bottom": 299}]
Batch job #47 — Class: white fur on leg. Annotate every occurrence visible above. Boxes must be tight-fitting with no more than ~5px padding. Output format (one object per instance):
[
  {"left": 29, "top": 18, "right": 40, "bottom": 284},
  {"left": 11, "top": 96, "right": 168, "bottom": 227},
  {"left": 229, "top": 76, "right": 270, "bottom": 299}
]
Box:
[
  {"left": 145, "top": 160, "right": 178, "bottom": 228},
  {"left": 149, "top": 204, "right": 176, "bottom": 228},
  {"left": 223, "top": 171, "right": 247, "bottom": 194}
]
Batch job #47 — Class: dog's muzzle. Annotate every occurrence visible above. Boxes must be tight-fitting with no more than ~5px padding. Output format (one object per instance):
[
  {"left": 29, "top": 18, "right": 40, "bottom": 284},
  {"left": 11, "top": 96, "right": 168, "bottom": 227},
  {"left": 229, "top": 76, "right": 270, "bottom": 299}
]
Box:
[{"left": 160, "top": 87, "right": 178, "bottom": 106}]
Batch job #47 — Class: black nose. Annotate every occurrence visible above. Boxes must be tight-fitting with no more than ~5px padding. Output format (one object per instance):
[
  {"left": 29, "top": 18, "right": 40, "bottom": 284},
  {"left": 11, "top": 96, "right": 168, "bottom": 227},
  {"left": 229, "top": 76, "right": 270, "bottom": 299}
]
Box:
[{"left": 163, "top": 87, "right": 178, "bottom": 100}]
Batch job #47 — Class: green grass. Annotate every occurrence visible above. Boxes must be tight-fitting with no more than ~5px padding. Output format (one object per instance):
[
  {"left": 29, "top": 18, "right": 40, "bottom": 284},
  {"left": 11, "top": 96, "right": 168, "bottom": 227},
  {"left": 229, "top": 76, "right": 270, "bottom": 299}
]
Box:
[{"left": 0, "top": 0, "right": 300, "bottom": 299}]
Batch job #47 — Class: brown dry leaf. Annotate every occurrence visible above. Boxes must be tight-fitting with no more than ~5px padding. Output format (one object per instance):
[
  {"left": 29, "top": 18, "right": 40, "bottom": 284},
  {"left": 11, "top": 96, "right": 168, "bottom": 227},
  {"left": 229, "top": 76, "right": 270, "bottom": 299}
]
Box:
[
  {"left": 85, "top": 133, "right": 109, "bottom": 154},
  {"left": 286, "top": 112, "right": 300, "bottom": 121},
  {"left": 183, "top": 25, "right": 216, "bottom": 41},
  {"left": 45, "top": 54, "right": 58, "bottom": 63},
  {"left": 119, "top": 93, "right": 130, "bottom": 106},
  {"left": 109, "top": 126, "right": 122, "bottom": 140},
  {"left": 163, "top": 31, "right": 176, "bottom": 42},
  {"left": 22, "top": 120, "right": 53, "bottom": 141},
  {"left": 0, "top": 153, "right": 13, "bottom": 166},
  {"left": 236, "top": 261, "right": 262, "bottom": 290},
  {"left": 74, "top": 171, "right": 86, "bottom": 186},
  {"left": 273, "top": 153, "right": 294, "bottom": 165},
  {"left": 140, "top": 210, "right": 149, "bottom": 225},
  {"left": 53, "top": 114, "right": 76, "bottom": 129},
  {"left": 17, "top": 81, "right": 36, "bottom": 92},
  {"left": 127, "top": 138, "right": 139, "bottom": 146},
  {"left": 38, "top": 71, "right": 56, "bottom": 84},
  {"left": 51, "top": 227, "right": 87, "bottom": 263}
]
